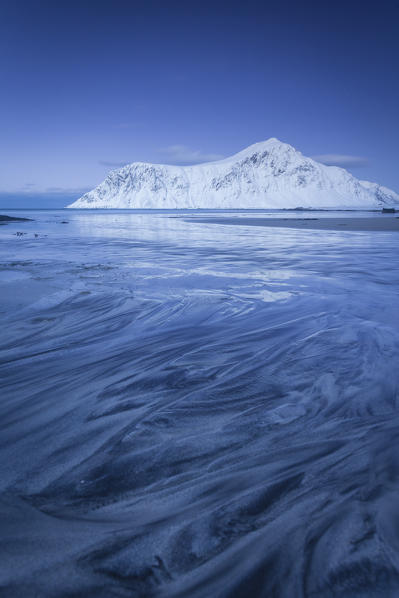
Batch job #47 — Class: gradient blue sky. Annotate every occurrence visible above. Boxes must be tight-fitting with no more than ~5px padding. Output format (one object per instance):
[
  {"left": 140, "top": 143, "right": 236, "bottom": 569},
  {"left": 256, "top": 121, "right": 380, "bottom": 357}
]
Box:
[{"left": 1, "top": 0, "right": 398, "bottom": 207}]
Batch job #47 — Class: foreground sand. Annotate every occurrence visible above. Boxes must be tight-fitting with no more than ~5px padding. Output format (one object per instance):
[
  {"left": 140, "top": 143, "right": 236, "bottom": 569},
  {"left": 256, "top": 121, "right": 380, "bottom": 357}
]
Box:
[
  {"left": 186, "top": 215, "right": 399, "bottom": 232},
  {"left": 2, "top": 211, "right": 399, "bottom": 596}
]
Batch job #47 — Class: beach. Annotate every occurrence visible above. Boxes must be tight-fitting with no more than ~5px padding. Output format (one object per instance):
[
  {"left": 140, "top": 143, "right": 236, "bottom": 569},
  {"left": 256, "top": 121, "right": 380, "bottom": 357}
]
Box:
[{"left": 1, "top": 209, "right": 399, "bottom": 597}]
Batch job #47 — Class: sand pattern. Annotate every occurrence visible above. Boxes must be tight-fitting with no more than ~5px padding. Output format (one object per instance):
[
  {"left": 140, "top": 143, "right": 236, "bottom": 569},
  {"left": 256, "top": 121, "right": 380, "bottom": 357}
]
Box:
[{"left": 1, "top": 211, "right": 399, "bottom": 597}]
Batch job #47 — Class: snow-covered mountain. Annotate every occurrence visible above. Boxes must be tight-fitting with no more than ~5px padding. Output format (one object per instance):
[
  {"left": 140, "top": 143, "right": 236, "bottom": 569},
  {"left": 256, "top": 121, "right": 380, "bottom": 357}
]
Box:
[{"left": 68, "top": 139, "right": 399, "bottom": 209}]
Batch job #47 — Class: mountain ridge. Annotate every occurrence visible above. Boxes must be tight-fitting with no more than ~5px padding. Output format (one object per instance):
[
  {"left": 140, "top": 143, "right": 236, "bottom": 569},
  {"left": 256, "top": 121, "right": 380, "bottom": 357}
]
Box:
[{"left": 68, "top": 139, "right": 399, "bottom": 209}]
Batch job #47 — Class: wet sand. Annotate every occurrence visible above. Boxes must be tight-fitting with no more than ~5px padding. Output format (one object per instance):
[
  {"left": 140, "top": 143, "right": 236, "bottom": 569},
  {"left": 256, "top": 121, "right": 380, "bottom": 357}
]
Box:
[
  {"left": 2, "top": 211, "right": 399, "bottom": 597},
  {"left": 186, "top": 216, "right": 399, "bottom": 232}
]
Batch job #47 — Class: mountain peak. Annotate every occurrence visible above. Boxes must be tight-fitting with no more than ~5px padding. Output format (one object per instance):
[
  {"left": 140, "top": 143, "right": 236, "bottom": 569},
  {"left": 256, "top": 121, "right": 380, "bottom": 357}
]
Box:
[{"left": 237, "top": 137, "right": 288, "bottom": 152}]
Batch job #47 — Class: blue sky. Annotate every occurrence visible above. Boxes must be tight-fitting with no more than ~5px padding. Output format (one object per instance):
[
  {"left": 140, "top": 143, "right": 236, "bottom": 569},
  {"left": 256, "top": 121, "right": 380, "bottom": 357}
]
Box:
[{"left": 1, "top": 0, "right": 398, "bottom": 208}]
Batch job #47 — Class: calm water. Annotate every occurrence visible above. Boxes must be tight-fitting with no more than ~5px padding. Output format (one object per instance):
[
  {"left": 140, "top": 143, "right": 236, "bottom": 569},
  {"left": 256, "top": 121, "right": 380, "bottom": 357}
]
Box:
[{"left": 1, "top": 210, "right": 399, "bottom": 597}]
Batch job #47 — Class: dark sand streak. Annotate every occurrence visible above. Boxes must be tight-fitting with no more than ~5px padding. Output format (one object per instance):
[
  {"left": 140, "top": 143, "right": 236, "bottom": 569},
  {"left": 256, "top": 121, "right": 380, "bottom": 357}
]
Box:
[{"left": 185, "top": 216, "right": 399, "bottom": 232}]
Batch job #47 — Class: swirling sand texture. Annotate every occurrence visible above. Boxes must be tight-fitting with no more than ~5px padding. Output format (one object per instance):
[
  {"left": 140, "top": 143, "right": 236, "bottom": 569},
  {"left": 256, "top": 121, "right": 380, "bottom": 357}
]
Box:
[{"left": 1, "top": 211, "right": 399, "bottom": 597}]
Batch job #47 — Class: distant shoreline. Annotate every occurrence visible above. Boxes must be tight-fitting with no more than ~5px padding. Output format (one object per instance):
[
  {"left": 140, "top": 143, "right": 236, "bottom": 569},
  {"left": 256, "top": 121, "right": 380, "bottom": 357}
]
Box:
[
  {"left": 0, "top": 207, "right": 395, "bottom": 213},
  {"left": 185, "top": 216, "right": 399, "bottom": 232}
]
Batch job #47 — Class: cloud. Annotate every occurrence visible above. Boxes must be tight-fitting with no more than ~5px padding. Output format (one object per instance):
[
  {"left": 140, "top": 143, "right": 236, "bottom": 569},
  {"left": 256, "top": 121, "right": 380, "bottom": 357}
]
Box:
[
  {"left": 43, "top": 187, "right": 92, "bottom": 195},
  {"left": 99, "top": 146, "right": 225, "bottom": 169},
  {"left": 312, "top": 154, "right": 369, "bottom": 168},
  {"left": 99, "top": 160, "right": 130, "bottom": 168},
  {"left": 158, "top": 145, "right": 224, "bottom": 165}
]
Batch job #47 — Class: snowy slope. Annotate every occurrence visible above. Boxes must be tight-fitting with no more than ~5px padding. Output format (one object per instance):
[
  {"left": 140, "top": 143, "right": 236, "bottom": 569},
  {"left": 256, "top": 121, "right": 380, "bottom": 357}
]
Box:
[{"left": 68, "top": 138, "right": 399, "bottom": 209}]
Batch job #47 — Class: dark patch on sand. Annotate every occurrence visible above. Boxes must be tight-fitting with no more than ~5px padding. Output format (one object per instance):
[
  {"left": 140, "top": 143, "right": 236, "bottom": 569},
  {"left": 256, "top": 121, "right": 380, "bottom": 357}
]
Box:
[
  {"left": 185, "top": 216, "right": 399, "bottom": 232},
  {"left": 0, "top": 214, "right": 33, "bottom": 224}
]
